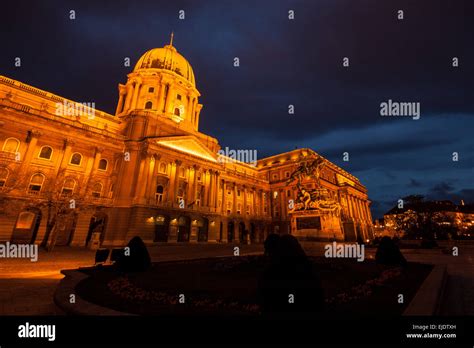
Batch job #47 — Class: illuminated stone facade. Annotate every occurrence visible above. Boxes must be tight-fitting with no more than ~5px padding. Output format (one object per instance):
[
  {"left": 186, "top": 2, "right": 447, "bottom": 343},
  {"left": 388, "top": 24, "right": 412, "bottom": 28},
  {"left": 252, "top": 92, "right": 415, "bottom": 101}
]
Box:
[{"left": 0, "top": 40, "right": 373, "bottom": 247}]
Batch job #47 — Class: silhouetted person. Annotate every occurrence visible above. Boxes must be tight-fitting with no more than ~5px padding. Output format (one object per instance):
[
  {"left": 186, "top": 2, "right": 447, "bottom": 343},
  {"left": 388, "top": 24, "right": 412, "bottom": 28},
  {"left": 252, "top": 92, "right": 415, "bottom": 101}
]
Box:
[
  {"left": 258, "top": 234, "right": 324, "bottom": 317},
  {"left": 116, "top": 236, "right": 151, "bottom": 273},
  {"left": 375, "top": 236, "right": 407, "bottom": 267}
]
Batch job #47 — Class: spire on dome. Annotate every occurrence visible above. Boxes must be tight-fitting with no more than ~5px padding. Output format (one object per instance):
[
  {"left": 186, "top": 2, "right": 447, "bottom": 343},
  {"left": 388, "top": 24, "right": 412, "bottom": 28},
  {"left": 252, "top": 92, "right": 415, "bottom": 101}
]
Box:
[{"left": 169, "top": 31, "right": 174, "bottom": 46}]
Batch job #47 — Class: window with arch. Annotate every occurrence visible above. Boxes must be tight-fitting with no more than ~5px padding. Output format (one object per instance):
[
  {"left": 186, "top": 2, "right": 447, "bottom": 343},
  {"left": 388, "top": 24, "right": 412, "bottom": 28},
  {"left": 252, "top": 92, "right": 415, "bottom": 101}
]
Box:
[
  {"left": 70, "top": 152, "right": 82, "bottom": 166},
  {"left": 145, "top": 101, "right": 153, "bottom": 109},
  {"left": 174, "top": 107, "right": 180, "bottom": 116},
  {"left": 2, "top": 137, "right": 20, "bottom": 153},
  {"left": 237, "top": 203, "right": 241, "bottom": 214},
  {"left": 155, "top": 185, "right": 164, "bottom": 203},
  {"left": 0, "top": 167, "right": 9, "bottom": 187},
  {"left": 61, "top": 178, "right": 76, "bottom": 196},
  {"left": 28, "top": 173, "right": 45, "bottom": 194},
  {"left": 91, "top": 182, "right": 103, "bottom": 198},
  {"left": 39, "top": 146, "right": 53, "bottom": 160},
  {"left": 98, "top": 159, "right": 108, "bottom": 171},
  {"left": 159, "top": 162, "right": 167, "bottom": 174}
]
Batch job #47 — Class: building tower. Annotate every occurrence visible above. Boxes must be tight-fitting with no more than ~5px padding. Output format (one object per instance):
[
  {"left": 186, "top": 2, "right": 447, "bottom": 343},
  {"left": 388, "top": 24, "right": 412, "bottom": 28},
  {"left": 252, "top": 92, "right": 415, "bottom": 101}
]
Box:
[{"left": 115, "top": 34, "right": 203, "bottom": 136}]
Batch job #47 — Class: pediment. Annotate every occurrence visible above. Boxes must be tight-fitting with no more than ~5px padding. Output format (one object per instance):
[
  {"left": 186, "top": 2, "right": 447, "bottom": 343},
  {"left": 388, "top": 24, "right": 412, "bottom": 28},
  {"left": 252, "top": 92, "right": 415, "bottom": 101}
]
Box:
[{"left": 154, "top": 136, "right": 217, "bottom": 162}]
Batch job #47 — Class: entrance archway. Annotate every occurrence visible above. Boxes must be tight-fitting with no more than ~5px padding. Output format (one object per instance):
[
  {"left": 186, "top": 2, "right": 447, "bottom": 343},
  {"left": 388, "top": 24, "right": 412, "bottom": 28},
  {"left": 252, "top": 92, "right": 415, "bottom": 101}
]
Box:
[
  {"left": 228, "top": 221, "right": 235, "bottom": 242},
  {"left": 154, "top": 215, "right": 170, "bottom": 242},
  {"left": 250, "top": 223, "right": 256, "bottom": 243},
  {"left": 11, "top": 208, "right": 42, "bottom": 244},
  {"left": 85, "top": 212, "right": 108, "bottom": 246},
  {"left": 55, "top": 212, "right": 78, "bottom": 246},
  {"left": 239, "top": 222, "right": 245, "bottom": 243},
  {"left": 177, "top": 216, "right": 191, "bottom": 242},
  {"left": 197, "top": 218, "right": 209, "bottom": 242}
]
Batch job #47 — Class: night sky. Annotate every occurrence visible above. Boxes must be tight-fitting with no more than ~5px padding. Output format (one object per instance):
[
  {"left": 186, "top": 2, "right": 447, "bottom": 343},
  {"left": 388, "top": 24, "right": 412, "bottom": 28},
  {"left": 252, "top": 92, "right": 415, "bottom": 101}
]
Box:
[{"left": 1, "top": 0, "right": 473, "bottom": 219}]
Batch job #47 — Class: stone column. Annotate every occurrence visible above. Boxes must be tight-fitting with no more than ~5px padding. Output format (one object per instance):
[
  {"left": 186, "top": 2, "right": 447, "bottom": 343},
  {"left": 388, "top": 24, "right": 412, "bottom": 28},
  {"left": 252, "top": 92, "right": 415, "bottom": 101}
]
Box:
[
  {"left": 135, "top": 152, "right": 150, "bottom": 202},
  {"left": 169, "top": 160, "right": 180, "bottom": 205},
  {"left": 21, "top": 130, "right": 41, "bottom": 168},
  {"left": 186, "top": 95, "right": 193, "bottom": 120},
  {"left": 115, "top": 88, "right": 126, "bottom": 115},
  {"left": 214, "top": 172, "right": 220, "bottom": 210},
  {"left": 165, "top": 84, "right": 174, "bottom": 114},
  {"left": 222, "top": 180, "right": 227, "bottom": 214},
  {"left": 190, "top": 97, "right": 196, "bottom": 123},
  {"left": 123, "top": 83, "right": 134, "bottom": 112},
  {"left": 208, "top": 171, "right": 215, "bottom": 208},
  {"left": 145, "top": 155, "right": 158, "bottom": 202},
  {"left": 252, "top": 189, "right": 257, "bottom": 216},
  {"left": 365, "top": 202, "right": 373, "bottom": 222},
  {"left": 280, "top": 189, "right": 286, "bottom": 219},
  {"left": 131, "top": 81, "right": 141, "bottom": 109},
  {"left": 347, "top": 195, "right": 355, "bottom": 219},
  {"left": 243, "top": 186, "right": 248, "bottom": 215},
  {"left": 233, "top": 184, "right": 237, "bottom": 214},
  {"left": 203, "top": 170, "right": 210, "bottom": 207},
  {"left": 192, "top": 166, "right": 198, "bottom": 207},
  {"left": 81, "top": 146, "right": 103, "bottom": 195},
  {"left": 157, "top": 81, "right": 166, "bottom": 112}
]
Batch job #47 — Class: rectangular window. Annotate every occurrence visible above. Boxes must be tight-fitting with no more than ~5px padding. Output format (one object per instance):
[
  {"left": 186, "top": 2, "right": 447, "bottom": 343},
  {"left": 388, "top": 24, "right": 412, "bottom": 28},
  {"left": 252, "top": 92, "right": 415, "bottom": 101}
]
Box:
[
  {"left": 177, "top": 94, "right": 182, "bottom": 100},
  {"left": 148, "top": 87, "right": 154, "bottom": 93}
]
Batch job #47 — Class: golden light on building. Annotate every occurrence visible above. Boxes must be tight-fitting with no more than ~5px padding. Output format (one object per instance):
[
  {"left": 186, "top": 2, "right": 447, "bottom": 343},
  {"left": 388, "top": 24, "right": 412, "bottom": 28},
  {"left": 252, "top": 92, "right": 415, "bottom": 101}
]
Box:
[{"left": 0, "top": 35, "right": 374, "bottom": 247}]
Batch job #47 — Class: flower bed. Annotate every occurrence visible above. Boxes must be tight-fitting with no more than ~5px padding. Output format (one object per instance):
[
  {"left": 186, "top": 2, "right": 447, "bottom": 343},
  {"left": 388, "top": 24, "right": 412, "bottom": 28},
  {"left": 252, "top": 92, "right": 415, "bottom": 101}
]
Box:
[{"left": 76, "top": 256, "right": 432, "bottom": 316}]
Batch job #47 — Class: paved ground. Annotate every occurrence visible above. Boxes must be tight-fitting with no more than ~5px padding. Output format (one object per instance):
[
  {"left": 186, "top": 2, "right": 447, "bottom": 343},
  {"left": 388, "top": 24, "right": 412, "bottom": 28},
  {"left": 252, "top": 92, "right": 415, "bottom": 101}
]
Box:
[
  {"left": 0, "top": 243, "right": 264, "bottom": 315},
  {"left": 0, "top": 242, "right": 473, "bottom": 315}
]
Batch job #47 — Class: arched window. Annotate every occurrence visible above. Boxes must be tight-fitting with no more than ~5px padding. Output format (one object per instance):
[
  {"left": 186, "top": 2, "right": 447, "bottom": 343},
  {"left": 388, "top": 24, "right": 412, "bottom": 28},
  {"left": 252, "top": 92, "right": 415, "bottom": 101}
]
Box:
[
  {"left": 28, "top": 173, "right": 45, "bottom": 194},
  {"left": 39, "top": 146, "right": 53, "bottom": 160},
  {"left": 155, "top": 185, "right": 164, "bottom": 203},
  {"left": 70, "top": 152, "right": 82, "bottom": 165},
  {"left": 145, "top": 101, "right": 153, "bottom": 109},
  {"left": 98, "top": 159, "right": 108, "bottom": 171},
  {"left": 61, "top": 178, "right": 76, "bottom": 196},
  {"left": 174, "top": 107, "right": 180, "bottom": 116},
  {"left": 0, "top": 167, "right": 9, "bottom": 187},
  {"left": 92, "top": 182, "right": 103, "bottom": 198},
  {"left": 2, "top": 137, "right": 20, "bottom": 153},
  {"left": 159, "top": 162, "right": 167, "bottom": 174}
]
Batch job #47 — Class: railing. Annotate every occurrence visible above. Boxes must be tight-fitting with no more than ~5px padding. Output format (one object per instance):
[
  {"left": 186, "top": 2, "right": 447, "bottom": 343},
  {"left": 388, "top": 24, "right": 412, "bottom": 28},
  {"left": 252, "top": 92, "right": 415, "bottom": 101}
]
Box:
[{"left": 0, "top": 151, "right": 18, "bottom": 161}]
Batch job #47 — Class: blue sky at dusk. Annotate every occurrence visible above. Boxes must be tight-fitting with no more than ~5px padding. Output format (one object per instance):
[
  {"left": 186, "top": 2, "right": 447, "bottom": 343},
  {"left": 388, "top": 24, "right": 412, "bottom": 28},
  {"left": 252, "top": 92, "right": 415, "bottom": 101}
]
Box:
[{"left": 1, "top": 0, "right": 473, "bottom": 218}]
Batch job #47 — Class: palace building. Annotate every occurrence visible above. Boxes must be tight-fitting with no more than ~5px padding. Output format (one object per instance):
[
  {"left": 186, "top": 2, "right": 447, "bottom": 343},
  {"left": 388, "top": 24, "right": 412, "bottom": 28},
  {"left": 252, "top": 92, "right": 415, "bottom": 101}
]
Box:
[{"left": 0, "top": 38, "right": 374, "bottom": 248}]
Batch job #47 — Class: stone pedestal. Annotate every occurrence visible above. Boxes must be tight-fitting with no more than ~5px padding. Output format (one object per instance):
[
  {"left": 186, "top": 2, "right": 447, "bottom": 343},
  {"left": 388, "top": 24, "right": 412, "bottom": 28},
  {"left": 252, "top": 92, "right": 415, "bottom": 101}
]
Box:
[{"left": 290, "top": 211, "right": 344, "bottom": 241}]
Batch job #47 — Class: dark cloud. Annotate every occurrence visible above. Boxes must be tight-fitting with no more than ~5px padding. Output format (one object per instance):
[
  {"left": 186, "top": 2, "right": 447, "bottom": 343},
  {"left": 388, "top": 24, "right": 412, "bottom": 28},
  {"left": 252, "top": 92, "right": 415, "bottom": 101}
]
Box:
[{"left": 408, "top": 179, "right": 423, "bottom": 188}]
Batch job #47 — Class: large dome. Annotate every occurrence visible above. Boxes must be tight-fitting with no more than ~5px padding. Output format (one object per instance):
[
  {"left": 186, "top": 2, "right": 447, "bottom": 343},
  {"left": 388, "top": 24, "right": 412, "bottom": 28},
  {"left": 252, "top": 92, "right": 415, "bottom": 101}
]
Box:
[{"left": 133, "top": 43, "right": 196, "bottom": 86}]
